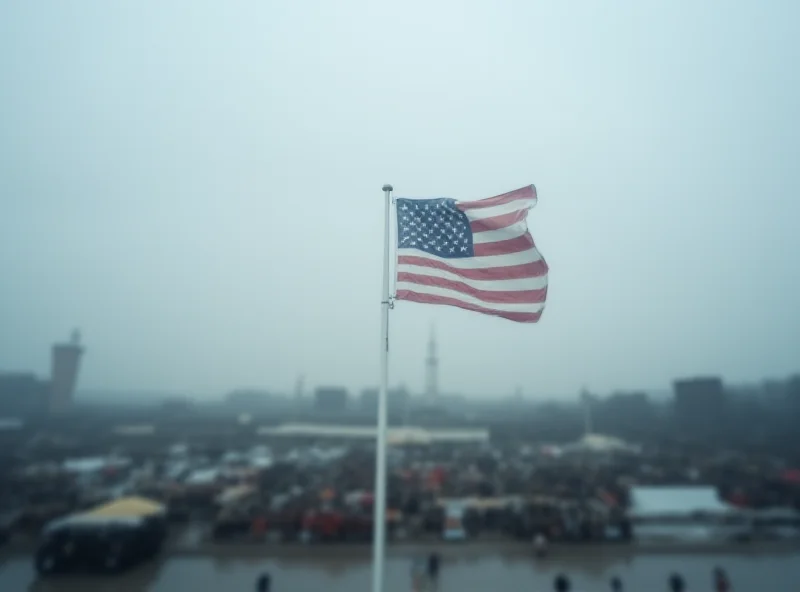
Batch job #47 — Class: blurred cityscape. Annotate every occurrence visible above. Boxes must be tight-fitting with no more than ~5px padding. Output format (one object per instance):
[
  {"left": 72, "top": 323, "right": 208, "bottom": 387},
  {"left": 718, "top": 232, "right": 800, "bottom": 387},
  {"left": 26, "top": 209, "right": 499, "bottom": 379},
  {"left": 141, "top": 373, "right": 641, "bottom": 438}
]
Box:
[
  {"left": 2, "top": 329, "right": 800, "bottom": 591},
  {"left": 1, "top": 330, "right": 798, "bottom": 455}
]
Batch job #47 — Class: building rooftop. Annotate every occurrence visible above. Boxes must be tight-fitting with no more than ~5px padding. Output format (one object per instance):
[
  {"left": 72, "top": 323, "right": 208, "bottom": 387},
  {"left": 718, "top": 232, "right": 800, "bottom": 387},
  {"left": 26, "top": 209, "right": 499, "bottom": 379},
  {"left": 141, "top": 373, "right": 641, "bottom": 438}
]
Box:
[{"left": 256, "top": 422, "right": 489, "bottom": 445}]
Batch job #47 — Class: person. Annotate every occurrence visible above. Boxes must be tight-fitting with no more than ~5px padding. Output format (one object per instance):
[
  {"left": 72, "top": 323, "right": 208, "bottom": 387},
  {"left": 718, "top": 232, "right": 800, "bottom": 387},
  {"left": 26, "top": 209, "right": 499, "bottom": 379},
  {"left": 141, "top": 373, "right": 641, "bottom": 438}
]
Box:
[
  {"left": 427, "top": 552, "right": 440, "bottom": 580},
  {"left": 668, "top": 572, "right": 686, "bottom": 592},
  {"left": 411, "top": 556, "right": 427, "bottom": 592},
  {"left": 714, "top": 567, "right": 731, "bottom": 592},
  {"left": 534, "top": 531, "right": 549, "bottom": 558},
  {"left": 554, "top": 573, "right": 571, "bottom": 592},
  {"left": 610, "top": 575, "right": 623, "bottom": 591},
  {"left": 256, "top": 572, "right": 271, "bottom": 592}
]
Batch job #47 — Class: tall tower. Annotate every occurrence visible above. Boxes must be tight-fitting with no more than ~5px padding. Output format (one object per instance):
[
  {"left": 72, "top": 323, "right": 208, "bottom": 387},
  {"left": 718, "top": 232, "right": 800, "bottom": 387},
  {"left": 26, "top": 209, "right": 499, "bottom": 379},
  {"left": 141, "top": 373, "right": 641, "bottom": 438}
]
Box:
[
  {"left": 50, "top": 329, "right": 84, "bottom": 414},
  {"left": 425, "top": 325, "right": 438, "bottom": 399}
]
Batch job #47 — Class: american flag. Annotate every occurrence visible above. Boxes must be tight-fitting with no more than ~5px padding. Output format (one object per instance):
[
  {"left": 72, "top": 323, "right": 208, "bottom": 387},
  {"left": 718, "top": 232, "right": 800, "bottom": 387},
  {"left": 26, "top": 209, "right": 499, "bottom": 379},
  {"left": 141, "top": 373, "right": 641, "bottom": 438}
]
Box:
[{"left": 395, "top": 185, "right": 548, "bottom": 323}]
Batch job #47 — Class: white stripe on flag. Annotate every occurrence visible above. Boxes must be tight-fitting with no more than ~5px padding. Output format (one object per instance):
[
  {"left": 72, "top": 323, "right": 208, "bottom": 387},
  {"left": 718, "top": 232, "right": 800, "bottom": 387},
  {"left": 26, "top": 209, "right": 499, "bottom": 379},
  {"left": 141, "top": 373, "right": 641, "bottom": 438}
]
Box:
[
  {"left": 470, "top": 222, "right": 529, "bottom": 244},
  {"left": 398, "top": 248, "right": 544, "bottom": 270},
  {"left": 395, "top": 282, "right": 544, "bottom": 313},
  {"left": 397, "top": 264, "right": 547, "bottom": 291},
  {"left": 460, "top": 199, "right": 535, "bottom": 221}
]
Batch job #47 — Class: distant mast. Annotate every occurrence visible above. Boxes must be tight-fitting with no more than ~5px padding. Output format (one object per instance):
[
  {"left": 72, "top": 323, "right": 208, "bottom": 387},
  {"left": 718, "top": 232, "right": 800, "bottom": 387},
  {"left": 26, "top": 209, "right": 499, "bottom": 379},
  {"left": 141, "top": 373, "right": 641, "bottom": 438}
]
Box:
[{"left": 425, "top": 325, "right": 439, "bottom": 400}]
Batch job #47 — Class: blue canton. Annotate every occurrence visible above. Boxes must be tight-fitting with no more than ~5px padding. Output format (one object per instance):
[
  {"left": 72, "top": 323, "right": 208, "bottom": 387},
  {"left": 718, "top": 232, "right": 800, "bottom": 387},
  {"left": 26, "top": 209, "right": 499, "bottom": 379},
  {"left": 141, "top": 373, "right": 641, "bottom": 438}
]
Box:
[{"left": 395, "top": 198, "right": 474, "bottom": 258}]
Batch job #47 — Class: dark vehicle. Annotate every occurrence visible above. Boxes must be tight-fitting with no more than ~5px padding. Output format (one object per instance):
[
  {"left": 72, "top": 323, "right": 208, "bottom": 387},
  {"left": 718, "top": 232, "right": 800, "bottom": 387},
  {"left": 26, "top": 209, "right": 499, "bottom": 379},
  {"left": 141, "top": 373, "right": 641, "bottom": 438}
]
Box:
[
  {"left": 0, "top": 509, "right": 22, "bottom": 547},
  {"left": 34, "top": 496, "right": 167, "bottom": 577},
  {"left": 35, "top": 521, "right": 163, "bottom": 575}
]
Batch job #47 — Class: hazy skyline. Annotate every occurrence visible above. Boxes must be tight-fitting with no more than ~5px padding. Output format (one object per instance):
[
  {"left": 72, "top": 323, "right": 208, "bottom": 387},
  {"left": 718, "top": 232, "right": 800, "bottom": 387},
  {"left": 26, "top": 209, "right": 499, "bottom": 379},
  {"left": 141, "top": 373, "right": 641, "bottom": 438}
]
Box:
[{"left": 2, "top": 1, "right": 799, "bottom": 399}]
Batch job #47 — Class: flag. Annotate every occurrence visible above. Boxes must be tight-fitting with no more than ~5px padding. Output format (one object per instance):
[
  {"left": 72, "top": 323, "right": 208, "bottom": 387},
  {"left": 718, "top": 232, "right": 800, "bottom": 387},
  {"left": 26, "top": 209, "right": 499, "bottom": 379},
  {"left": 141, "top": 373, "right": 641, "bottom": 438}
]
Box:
[{"left": 395, "top": 185, "right": 548, "bottom": 323}]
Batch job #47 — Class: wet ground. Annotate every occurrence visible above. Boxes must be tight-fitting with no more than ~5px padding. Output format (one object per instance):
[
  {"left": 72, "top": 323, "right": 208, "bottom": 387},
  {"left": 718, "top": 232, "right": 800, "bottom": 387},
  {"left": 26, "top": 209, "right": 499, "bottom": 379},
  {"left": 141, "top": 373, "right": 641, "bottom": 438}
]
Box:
[{"left": 3, "top": 547, "right": 800, "bottom": 592}]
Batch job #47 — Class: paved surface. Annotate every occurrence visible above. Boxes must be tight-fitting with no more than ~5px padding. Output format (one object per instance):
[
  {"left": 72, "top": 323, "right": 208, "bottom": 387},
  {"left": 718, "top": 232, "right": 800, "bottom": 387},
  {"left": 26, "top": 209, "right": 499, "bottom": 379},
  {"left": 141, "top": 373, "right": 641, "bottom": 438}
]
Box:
[{"left": 2, "top": 548, "right": 800, "bottom": 591}]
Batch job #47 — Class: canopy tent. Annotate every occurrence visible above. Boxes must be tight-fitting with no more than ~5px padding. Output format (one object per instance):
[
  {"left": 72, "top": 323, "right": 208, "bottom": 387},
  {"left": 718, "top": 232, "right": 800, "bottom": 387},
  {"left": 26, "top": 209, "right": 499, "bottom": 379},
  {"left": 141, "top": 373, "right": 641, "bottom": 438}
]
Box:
[
  {"left": 257, "top": 423, "right": 489, "bottom": 445},
  {"left": 628, "top": 486, "right": 738, "bottom": 520},
  {"left": 561, "top": 433, "right": 640, "bottom": 455},
  {"left": 87, "top": 496, "right": 165, "bottom": 518},
  {"left": 44, "top": 496, "right": 165, "bottom": 532}
]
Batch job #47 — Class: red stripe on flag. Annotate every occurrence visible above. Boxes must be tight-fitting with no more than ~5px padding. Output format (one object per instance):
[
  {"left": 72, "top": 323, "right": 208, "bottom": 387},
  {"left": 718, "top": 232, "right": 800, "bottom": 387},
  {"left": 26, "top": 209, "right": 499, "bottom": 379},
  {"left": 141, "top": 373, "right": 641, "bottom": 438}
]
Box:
[
  {"left": 470, "top": 209, "right": 528, "bottom": 233},
  {"left": 472, "top": 233, "right": 535, "bottom": 257},
  {"left": 458, "top": 185, "right": 536, "bottom": 211},
  {"left": 397, "top": 272, "right": 546, "bottom": 304},
  {"left": 396, "top": 290, "right": 543, "bottom": 323},
  {"left": 397, "top": 255, "right": 548, "bottom": 280}
]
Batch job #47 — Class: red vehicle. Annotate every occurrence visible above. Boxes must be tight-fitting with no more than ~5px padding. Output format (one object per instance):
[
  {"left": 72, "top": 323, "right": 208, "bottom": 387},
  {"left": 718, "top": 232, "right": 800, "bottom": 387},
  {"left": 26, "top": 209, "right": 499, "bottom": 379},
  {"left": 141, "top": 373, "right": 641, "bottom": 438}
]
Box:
[
  {"left": 303, "top": 510, "right": 344, "bottom": 541},
  {"left": 302, "top": 510, "right": 397, "bottom": 542}
]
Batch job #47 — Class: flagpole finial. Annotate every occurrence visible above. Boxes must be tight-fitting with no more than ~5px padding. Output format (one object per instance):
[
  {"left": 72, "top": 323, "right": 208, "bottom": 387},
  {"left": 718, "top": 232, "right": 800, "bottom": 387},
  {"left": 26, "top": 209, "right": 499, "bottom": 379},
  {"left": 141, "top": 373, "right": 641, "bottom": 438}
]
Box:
[{"left": 382, "top": 184, "right": 393, "bottom": 192}]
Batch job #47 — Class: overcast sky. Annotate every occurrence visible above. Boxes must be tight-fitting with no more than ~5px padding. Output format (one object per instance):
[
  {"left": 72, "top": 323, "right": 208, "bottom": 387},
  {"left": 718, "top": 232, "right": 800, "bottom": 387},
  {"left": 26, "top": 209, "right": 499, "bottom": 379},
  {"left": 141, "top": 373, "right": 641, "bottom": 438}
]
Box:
[{"left": 1, "top": 1, "right": 798, "bottom": 400}]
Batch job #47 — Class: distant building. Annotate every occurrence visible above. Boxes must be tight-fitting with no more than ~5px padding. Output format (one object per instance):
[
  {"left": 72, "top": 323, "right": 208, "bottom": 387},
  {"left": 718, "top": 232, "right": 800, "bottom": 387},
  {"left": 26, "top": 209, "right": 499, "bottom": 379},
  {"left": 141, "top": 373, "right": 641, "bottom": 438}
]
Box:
[
  {"left": 605, "top": 391, "right": 652, "bottom": 416},
  {"left": 595, "top": 391, "right": 654, "bottom": 437},
  {"left": 314, "top": 387, "right": 348, "bottom": 413},
  {"left": 359, "top": 386, "right": 410, "bottom": 414},
  {"left": 673, "top": 376, "right": 726, "bottom": 431},
  {"left": 0, "top": 372, "right": 49, "bottom": 416},
  {"left": 161, "top": 397, "right": 193, "bottom": 414},
  {"left": 226, "top": 389, "right": 272, "bottom": 408},
  {"left": 410, "top": 404, "right": 449, "bottom": 424},
  {"left": 359, "top": 388, "right": 377, "bottom": 412},
  {"left": 50, "top": 330, "right": 84, "bottom": 413},
  {"left": 785, "top": 375, "right": 800, "bottom": 410},
  {"left": 391, "top": 386, "right": 410, "bottom": 411}
]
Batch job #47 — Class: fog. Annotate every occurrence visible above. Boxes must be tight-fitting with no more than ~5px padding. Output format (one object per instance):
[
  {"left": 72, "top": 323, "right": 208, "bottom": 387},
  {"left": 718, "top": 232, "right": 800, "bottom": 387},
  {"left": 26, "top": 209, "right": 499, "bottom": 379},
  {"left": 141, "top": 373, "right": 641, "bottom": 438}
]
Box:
[{"left": 1, "top": 1, "right": 798, "bottom": 398}]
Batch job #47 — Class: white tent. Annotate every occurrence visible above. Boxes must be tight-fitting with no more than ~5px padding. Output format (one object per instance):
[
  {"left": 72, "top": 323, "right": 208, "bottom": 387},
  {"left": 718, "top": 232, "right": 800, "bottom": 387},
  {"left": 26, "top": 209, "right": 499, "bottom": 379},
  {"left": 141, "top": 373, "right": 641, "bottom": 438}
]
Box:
[
  {"left": 257, "top": 423, "right": 489, "bottom": 445},
  {"left": 627, "top": 485, "right": 747, "bottom": 543},
  {"left": 561, "top": 433, "right": 639, "bottom": 454},
  {"left": 628, "top": 486, "right": 738, "bottom": 519}
]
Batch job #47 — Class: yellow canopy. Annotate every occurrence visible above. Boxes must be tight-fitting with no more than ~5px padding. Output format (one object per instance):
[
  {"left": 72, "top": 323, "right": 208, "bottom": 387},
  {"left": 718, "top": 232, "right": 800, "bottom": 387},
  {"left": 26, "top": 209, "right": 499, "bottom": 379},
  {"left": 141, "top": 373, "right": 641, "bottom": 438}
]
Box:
[{"left": 86, "top": 496, "right": 165, "bottom": 518}]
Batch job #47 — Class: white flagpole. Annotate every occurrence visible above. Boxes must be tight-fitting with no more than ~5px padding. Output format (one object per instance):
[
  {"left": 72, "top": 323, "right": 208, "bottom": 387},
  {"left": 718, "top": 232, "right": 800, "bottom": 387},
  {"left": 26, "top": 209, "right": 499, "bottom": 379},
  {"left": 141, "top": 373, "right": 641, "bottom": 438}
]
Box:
[{"left": 371, "top": 183, "right": 393, "bottom": 592}]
